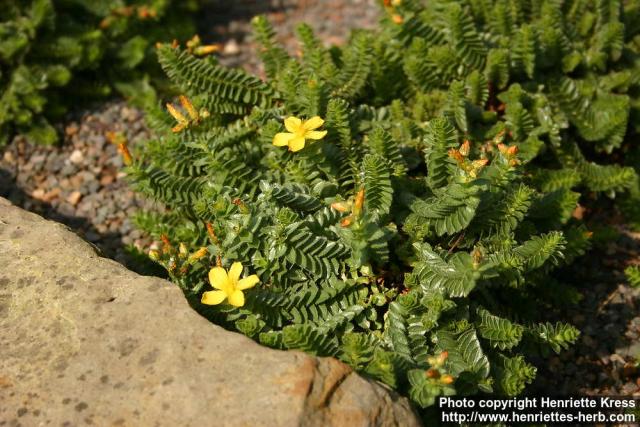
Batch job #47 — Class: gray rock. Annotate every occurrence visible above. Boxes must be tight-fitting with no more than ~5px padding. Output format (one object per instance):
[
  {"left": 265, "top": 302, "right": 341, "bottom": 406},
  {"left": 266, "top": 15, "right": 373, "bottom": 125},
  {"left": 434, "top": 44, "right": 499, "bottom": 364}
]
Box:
[{"left": 0, "top": 198, "right": 420, "bottom": 427}]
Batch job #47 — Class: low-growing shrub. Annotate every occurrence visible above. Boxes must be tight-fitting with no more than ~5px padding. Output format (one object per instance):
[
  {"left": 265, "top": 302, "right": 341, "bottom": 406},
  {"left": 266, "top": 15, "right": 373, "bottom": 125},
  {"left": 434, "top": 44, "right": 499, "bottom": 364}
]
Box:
[
  {"left": 383, "top": 0, "right": 640, "bottom": 222},
  {"left": 128, "top": 0, "right": 639, "bottom": 414},
  {"left": 0, "top": 0, "right": 199, "bottom": 145}
]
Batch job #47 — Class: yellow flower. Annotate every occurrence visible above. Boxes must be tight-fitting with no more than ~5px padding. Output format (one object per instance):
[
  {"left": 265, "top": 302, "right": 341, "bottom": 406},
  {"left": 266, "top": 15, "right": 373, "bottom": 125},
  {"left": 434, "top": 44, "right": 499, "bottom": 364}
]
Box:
[
  {"left": 273, "top": 116, "right": 327, "bottom": 152},
  {"left": 201, "top": 262, "right": 259, "bottom": 307}
]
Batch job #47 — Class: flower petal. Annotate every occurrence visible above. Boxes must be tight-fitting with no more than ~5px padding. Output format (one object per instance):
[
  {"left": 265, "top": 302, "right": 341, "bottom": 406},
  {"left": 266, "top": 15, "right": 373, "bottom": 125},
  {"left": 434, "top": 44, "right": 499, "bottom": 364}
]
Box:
[
  {"left": 303, "top": 116, "right": 324, "bottom": 130},
  {"left": 284, "top": 117, "right": 303, "bottom": 133},
  {"left": 201, "top": 290, "right": 227, "bottom": 305},
  {"left": 273, "top": 132, "right": 295, "bottom": 147},
  {"left": 227, "top": 290, "right": 245, "bottom": 307},
  {"left": 208, "top": 267, "right": 228, "bottom": 291},
  {"left": 237, "top": 275, "right": 259, "bottom": 290},
  {"left": 305, "top": 130, "right": 327, "bottom": 140},
  {"left": 288, "top": 136, "right": 306, "bottom": 152},
  {"left": 228, "top": 262, "right": 243, "bottom": 283}
]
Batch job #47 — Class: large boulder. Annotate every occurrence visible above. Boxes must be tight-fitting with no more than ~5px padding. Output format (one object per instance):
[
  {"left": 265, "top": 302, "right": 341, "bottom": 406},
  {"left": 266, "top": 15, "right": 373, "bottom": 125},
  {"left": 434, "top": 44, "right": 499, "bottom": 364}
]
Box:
[{"left": 0, "top": 197, "right": 421, "bottom": 427}]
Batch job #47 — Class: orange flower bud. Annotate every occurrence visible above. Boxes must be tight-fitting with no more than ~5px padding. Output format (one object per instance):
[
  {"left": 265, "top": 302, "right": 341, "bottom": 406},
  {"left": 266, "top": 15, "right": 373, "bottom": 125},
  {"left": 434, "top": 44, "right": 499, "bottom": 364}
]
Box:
[
  {"left": 137, "top": 6, "right": 157, "bottom": 19},
  {"left": 161, "top": 234, "right": 172, "bottom": 250},
  {"left": 194, "top": 45, "right": 220, "bottom": 56},
  {"left": 99, "top": 17, "right": 112, "bottom": 29},
  {"left": 106, "top": 131, "right": 126, "bottom": 145},
  {"left": 440, "top": 374, "right": 454, "bottom": 384},
  {"left": 206, "top": 222, "right": 220, "bottom": 244},
  {"left": 426, "top": 369, "right": 441, "bottom": 379},
  {"left": 171, "top": 123, "right": 187, "bottom": 133},
  {"left": 392, "top": 14, "right": 404, "bottom": 24},
  {"left": 188, "top": 247, "right": 208, "bottom": 262},
  {"left": 331, "top": 202, "right": 349, "bottom": 212},
  {"left": 507, "top": 145, "right": 519, "bottom": 156},
  {"left": 117, "top": 143, "right": 133, "bottom": 166},
  {"left": 179, "top": 95, "right": 199, "bottom": 121},
  {"left": 340, "top": 216, "right": 353, "bottom": 227},
  {"left": 448, "top": 148, "right": 464, "bottom": 164},
  {"left": 471, "top": 159, "right": 489, "bottom": 171},
  {"left": 460, "top": 140, "right": 471, "bottom": 156},
  {"left": 353, "top": 189, "right": 365, "bottom": 217},
  {"left": 166, "top": 102, "right": 187, "bottom": 123}
]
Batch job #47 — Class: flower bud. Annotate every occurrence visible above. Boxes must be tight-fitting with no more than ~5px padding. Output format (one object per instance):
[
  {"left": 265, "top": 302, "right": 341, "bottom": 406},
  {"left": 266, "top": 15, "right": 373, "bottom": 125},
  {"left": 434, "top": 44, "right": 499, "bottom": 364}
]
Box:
[
  {"left": 186, "top": 35, "right": 201, "bottom": 50},
  {"left": 426, "top": 369, "right": 440, "bottom": 379},
  {"left": 194, "top": 45, "right": 220, "bottom": 57},
  {"left": 179, "top": 95, "right": 199, "bottom": 121},
  {"left": 166, "top": 102, "right": 187, "bottom": 123},
  {"left": 440, "top": 374, "right": 454, "bottom": 384},
  {"left": 179, "top": 243, "right": 188, "bottom": 257},
  {"left": 117, "top": 143, "right": 133, "bottom": 166},
  {"left": 448, "top": 148, "right": 464, "bottom": 164},
  {"left": 188, "top": 247, "right": 208, "bottom": 262},
  {"left": 161, "top": 234, "right": 172, "bottom": 250},
  {"left": 460, "top": 140, "right": 471, "bottom": 157},
  {"left": 331, "top": 202, "right": 349, "bottom": 212},
  {"left": 353, "top": 189, "right": 365, "bottom": 217},
  {"left": 340, "top": 216, "right": 353, "bottom": 227}
]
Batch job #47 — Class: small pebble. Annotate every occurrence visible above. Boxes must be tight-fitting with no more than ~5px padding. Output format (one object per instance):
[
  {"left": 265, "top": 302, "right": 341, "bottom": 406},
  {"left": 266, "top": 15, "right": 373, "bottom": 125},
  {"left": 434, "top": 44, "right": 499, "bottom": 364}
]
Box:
[
  {"left": 67, "top": 191, "right": 82, "bottom": 206},
  {"left": 69, "top": 149, "right": 84, "bottom": 165},
  {"left": 223, "top": 39, "right": 240, "bottom": 55}
]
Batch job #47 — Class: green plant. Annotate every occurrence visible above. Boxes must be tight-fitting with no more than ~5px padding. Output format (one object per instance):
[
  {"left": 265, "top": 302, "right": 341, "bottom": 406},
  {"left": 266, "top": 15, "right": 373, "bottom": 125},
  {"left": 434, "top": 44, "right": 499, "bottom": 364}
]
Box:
[
  {"left": 125, "top": 10, "right": 614, "bottom": 411},
  {"left": 382, "top": 0, "right": 640, "bottom": 222},
  {"left": 0, "top": 0, "right": 199, "bottom": 145},
  {"left": 626, "top": 265, "right": 640, "bottom": 287}
]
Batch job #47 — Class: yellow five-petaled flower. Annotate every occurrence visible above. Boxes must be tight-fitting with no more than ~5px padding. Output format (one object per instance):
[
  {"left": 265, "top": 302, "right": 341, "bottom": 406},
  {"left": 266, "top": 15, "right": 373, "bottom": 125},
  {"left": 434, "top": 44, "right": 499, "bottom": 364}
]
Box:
[
  {"left": 201, "top": 262, "right": 259, "bottom": 307},
  {"left": 273, "top": 116, "right": 327, "bottom": 152}
]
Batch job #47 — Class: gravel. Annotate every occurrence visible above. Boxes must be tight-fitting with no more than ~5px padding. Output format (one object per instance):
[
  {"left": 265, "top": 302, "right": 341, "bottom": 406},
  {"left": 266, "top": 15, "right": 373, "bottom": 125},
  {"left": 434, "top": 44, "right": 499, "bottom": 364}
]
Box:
[{"left": 0, "top": 102, "right": 157, "bottom": 268}]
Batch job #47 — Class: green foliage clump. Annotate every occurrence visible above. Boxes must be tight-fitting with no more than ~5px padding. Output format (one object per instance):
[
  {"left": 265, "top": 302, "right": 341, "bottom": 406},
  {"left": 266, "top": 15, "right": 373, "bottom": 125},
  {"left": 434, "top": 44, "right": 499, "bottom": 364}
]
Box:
[
  {"left": 385, "top": 0, "right": 640, "bottom": 219},
  {"left": 128, "top": 3, "right": 640, "bottom": 411},
  {"left": 626, "top": 265, "right": 640, "bottom": 287},
  {"left": 0, "top": 0, "right": 199, "bottom": 145}
]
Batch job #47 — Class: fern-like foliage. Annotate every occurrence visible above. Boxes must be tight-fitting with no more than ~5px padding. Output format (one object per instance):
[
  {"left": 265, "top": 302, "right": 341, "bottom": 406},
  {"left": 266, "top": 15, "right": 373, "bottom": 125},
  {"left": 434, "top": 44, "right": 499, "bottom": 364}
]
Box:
[{"left": 128, "top": 3, "right": 636, "bottom": 414}]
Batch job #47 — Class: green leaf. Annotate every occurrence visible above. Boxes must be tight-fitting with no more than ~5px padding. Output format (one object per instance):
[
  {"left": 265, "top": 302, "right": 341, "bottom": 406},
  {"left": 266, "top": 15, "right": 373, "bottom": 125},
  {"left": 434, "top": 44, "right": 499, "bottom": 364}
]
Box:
[
  {"left": 409, "top": 183, "right": 481, "bottom": 236},
  {"left": 435, "top": 327, "right": 491, "bottom": 380},
  {"left": 424, "top": 117, "right": 458, "bottom": 191},
  {"left": 362, "top": 154, "right": 393, "bottom": 221},
  {"left": 412, "top": 243, "right": 477, "bottom": 298},
  {"left": 476, "top": 307, "right": 523, "bottom": 351}
]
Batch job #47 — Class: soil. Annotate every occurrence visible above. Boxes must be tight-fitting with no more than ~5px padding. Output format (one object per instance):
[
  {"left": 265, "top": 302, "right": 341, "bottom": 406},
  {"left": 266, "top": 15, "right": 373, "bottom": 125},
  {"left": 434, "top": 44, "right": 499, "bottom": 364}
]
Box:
[{"left": 1, "top": 0, "right": 639, "bottom": 402}]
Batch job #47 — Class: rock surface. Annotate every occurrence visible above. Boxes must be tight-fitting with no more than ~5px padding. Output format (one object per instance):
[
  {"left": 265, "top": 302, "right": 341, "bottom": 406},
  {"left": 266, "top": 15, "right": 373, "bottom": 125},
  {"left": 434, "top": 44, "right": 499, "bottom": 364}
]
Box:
[{"left": 0, "top": 198, "right": 420, "bottom": 427}]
